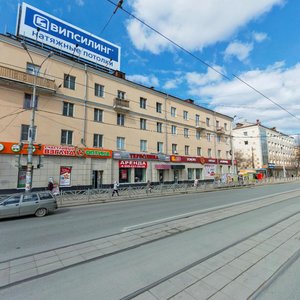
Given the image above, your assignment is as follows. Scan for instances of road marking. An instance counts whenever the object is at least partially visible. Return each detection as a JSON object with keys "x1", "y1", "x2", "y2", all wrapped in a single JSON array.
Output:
[{"x1": 121, "y1": 188, "x2": 300, "y2": 232}]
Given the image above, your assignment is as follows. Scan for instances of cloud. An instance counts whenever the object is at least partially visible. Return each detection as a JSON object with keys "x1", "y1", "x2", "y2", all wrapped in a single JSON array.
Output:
[
  {"x1": 224, "y1": 41, "x2": 254, "y2": 62},
  {"x1": 163, "y1": 77, "x2": 184, "y2": 90},
  {"x1": 126, "y1": 0, "x2": 284, "y2": 53},
  {"x1": 127, "y1": 74, "x2": 159, "y2": 87},
  {"x1": 185, "y1": 62, "x2": 300, "y2": 133},
  {"x1": 186, "y1": 66, "x2": 225, "y2": 86},
  {"x1": 253, "y1": 32, "x2": 268, "y2": 42}
]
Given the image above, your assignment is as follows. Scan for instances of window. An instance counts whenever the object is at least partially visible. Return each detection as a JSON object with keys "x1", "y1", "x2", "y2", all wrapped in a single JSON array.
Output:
[
  {"x1": 217, "y1": 135, "x2": 221, "y2": 143},
  {"x1": 243, "y1": 132, "x2": 248, "y2": 136},
  {"x1": 117, "y1": 113, "x2": 125, "y2": 126},
  {"x1": 157, "y1": 122, "x2": 163, "y2": 133},
  {"x1": 94, "y1": 109, "x2": 103, "y2": 122},
  {"x1": 140, "y1": 118, "x2": 147, "y2": 130},
  {"x1": 224, "y1": 123, "x2": 228, "y2": 131},
  {"x1": 95, "y1": 83, "x2": 104, "y2": 97},
  {"x1": 117, "y1": 90, "x2": 125, "y2": 100},
  {"x1": 184, "y1": 128, "x2": 189, "y2": 138},
  {"x1": 61, "y1": 130, "x2": 73, "y2": 145},
  {"x1": 21, "y1": 124, "x2": 36, "y2": 141},
  {"x1": 188, "y1": 168, "x2": 194, "y2": 180},
  {"x1": 183, "y1": 111, "x2": 189, "y2": 120},
  {"x1": 140, "y1": 97, "x2": 147, "y2": 109},
  {"x1": 171, "y1": 107, "x2": 176, "y2": 117},
  {"x1": 157, "y1": 142, "x2": 163, "y2": 153},
  {"x1": 63, "y1": 102, "x2": 74, "y2": 117},
  {"x1": 206, "y1": 117, "x2": 210, "y2": 127},
  {"x1": 216, "y1": 120, "x2": 219, "y2": 128},
  {"x1": 23, "y1": 93, "x2": 38, "y2": 109},
  {"x1": 172, "y1": 144, "x2": 178, "y2": 154},
  {"x1": 23, "y1": 194, "x2": 38, "y2": 202},
  {"x1": 93, "y1": 134, "x2": 103, "y2": 147},
  {"x1": 156, "y1": 102, "x2": 162, "y2": 113},
  {"x1": 196, "y1": 130, "x2": 201, "y2": 140},
  {"x1": 218, "y1": 150, "x2": 221, "y2": 158},
  {"x1": 117, "y1": 137, "x2": 125, "y2": 150},
  {"x1": 26, "y1": 63, "x2": 40, "y2": 75},
  {"x1": 244, "y1": 141, "x2": 249, "y2": 145},
  {"x1": 64, "y1": 74, "x2": 76, "y2": 90},
  {"x1": 208, "y1": 148, "x2": 212, "y2": 157},
  {"x1": 171, "y1": 125, "x2": 177, "y2": 135},
  {"x1": 197, "y1": 147, "x2": 202, "y2": 156},
  {"x1": 195, "y1": 114, "x2": 200, "y2": 126},
  {"x1": 207, "y1": 133, "x2": 211, "y2": 142},
  {"x1": 185, "y1": 145, "x2": 190, "y2": 155},
  {"x1": 140, "y1": 140, "x2": 147, "y2": 152},
  {"x1": 225, "y1": 137, "x2": 229, "y2": 144},
  {"x1": 226, "y1": 151, "x2": 229, "y2": 159}
]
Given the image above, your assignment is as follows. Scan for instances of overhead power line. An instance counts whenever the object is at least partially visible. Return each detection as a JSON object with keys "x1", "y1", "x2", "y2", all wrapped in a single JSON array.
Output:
[{"x1": 105, "y1": 0, "x2": 300, "y2": 124}]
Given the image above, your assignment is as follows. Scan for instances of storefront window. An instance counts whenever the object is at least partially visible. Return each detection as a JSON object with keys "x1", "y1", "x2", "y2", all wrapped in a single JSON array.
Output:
[
  {"x1": 196, "y1": 168, "x2": 202, "y2": 179},
  {"x1": 119, "y1": 168, "x2": 131, "y2": 183},
  {"x1": 188, "y1": 168, "x2": 194, "y2": 180},
  {"x1": 134, "y1": 168, "x2": 146, "y2": 182}
]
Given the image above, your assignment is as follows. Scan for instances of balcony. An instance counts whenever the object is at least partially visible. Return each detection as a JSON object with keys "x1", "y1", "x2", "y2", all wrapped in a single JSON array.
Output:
[
  {"x1": 0, "y1": 65, "x2": 56, "y2": 93},
  {"x1": 195, "y1": 121, "x2": 206, "y2": 130},
  {"x1": 216, "y1": 127, "x2": 225, "y2": 134},
  {"x1": 113, "y1": 98, "x2": 130, "y2": 112}
]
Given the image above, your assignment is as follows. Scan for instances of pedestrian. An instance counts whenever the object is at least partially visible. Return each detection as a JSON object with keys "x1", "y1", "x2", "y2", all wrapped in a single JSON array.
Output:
[
  {"x1": 52, "y1": 182, "x2": 60, "y2": 195},
  {"x1": 146, "y1": 180, "x2": 153, "y2": 193},
  {"x1": 47, "y1": 178, "x2": 54, "y2": 191},
  {"x1": 194, "y1": 178, "x2": 199, "y2": 187},
  {"x1": 112, "y1": 180, "x2": 119, "y2": 196}
]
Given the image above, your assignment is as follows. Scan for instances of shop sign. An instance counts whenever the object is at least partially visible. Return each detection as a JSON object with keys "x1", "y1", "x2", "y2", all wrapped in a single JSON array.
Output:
[
  {"x1": 155, "y1": 164, "x2": 171, "y2": 170},
  {"x1": 59, "y1": 166, "x2": 72, "y2": 186},
  {"x1": 0, "y1": 142, "x2": 43, "y2": 155},
  {"x1": 218, "y1": 159, "x2": 231, "y2": 165},
  {"x1": 114, "y1": 151, "x2": 169, "y2": 161},
  {"x1": 119, "y1": 160, "x2": 148, "y2": 168},
  {"x1": 43, "y1": 145, "x2": 112, "y2": 158}
]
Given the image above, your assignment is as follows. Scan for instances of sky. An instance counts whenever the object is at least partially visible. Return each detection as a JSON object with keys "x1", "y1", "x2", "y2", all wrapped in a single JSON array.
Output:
[{"x1": 1, "y1": 0, "x2": 300, "y2": 135}]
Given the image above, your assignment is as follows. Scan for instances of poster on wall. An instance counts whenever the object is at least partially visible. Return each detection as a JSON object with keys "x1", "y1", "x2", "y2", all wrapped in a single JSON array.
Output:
[
  {"x1": 59, "y1": 166, "x2": 72, "y2": 186},
  {"x1": 204, "y1": 164, "x2": 216, "y2": 178}
]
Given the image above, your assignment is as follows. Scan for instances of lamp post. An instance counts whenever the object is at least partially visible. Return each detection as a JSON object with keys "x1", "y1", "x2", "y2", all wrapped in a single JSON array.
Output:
[{"x1": 20, "y1": 41, "x2": 53, "y2": 192}]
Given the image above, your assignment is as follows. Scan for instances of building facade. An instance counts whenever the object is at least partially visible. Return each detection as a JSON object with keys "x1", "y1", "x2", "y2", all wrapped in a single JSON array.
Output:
[
  {"x1": 0, "y1": 35, "x2": 234, "y2": 191},
  {"x1": 233, "y1": 121, "x2": 296, "y2": 177}
]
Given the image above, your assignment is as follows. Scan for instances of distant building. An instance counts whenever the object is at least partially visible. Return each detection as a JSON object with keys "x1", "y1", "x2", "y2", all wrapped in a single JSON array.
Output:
[{"x1": 233, "y1": 120, "x2": 296, "y2": 177}]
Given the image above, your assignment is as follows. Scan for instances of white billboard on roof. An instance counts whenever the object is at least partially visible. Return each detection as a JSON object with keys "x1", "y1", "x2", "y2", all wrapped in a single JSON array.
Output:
[{"x1": 17, "y1": 2, "x2": 121, "y2": 70}]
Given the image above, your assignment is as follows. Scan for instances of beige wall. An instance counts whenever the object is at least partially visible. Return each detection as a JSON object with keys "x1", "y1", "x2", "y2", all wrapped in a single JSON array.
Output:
[{"x1": 0, "y1": 36, "x2": 233, "y2": 189}]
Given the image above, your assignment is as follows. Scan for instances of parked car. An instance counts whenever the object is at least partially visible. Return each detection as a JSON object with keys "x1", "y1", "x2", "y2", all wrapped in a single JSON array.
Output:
[{"x1": 0, "y1": 191, "x2": 58, "y2": 219}]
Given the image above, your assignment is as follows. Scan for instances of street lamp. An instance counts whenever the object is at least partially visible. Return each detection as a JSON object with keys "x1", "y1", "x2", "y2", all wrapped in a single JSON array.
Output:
[{"x1": 20, "y1": 41, "x2": 53, "y2": 192}]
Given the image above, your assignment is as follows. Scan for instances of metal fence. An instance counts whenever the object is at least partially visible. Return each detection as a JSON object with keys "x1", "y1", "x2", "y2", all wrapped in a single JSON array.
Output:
[{"x1": 56, "y1": 176, "x2": 300, "y2": 207}]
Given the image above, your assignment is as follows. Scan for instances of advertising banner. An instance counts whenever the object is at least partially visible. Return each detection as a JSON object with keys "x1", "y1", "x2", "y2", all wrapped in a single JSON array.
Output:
[
  {"x1": 17, "y1": 3, "x2": 121, "y2": 70},
  {"x1": 59, "y1": 166, "x2": 72, "y2": 186},
  {"x1": 204, "y1": 164, "x2": 216, "y2": 178},
  {"x1": 119, "y1": 160, "x2": 148, "y2": 168}
]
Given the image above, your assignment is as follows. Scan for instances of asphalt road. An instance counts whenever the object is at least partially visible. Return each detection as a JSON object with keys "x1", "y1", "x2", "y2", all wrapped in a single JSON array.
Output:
[
  {"x1": 1, "y1": 182, "x2": 300, "y2": 261},
  {"x1": 1, "y1": 191, "x2": 300, "y2": 300}
]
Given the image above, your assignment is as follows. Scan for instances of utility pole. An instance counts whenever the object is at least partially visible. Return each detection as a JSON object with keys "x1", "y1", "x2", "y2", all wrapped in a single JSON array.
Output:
[{"x1": 21, "y1": 41, "x2": 53, "y2": 192}]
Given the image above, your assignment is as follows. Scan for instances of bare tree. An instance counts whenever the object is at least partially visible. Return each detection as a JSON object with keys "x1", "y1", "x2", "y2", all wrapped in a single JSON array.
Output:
[{"x1": 234, "y1": 150, "x2": 253, "y2": 170}]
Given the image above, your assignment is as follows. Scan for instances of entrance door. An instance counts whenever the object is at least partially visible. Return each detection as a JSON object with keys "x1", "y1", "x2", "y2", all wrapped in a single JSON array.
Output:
[
  {"x1": 174, "y1": 170, "x2": 179, "y2": 183},
  {"x1": 92, "y1": 171, "x2": 103, "y2": 189},
  {"x1": 159, "y1": 170, "x2": 164, "y2": 183}
]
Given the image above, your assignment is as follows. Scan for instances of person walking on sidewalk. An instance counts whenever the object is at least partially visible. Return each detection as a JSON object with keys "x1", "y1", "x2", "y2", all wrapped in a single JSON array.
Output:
[{"x1": 112, "y1": 180, "x2": 119, "y2": 196}]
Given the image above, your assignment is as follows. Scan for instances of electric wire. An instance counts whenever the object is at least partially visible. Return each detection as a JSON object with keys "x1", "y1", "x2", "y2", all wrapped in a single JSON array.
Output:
[{"x1": 105, "y1": 0, "x2": 300, "y2": 124}]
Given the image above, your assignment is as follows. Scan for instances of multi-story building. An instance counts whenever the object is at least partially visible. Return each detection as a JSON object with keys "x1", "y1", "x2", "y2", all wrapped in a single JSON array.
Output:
[
  {"x1": 0, "y1": 33, "x2": 234, "y2": 191},
  {"x1": 233, "y1": 121, "x2": 296, "y2": 177}
]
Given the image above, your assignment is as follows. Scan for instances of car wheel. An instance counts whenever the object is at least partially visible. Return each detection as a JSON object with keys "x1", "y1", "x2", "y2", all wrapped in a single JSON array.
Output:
[{"x1": 35, "y1": 208, "x2": 47, "y2": 217}]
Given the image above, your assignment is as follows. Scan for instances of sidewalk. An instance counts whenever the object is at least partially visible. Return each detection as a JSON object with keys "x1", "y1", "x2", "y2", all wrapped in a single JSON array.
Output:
[{"x1": 1, "y1": 189, "x2": 300, "y2": 293}]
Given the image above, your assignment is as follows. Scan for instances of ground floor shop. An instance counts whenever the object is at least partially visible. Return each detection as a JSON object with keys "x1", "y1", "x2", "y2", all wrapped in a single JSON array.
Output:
[{"x1": 0, "y1": 143, "x2": 235, "y2": 192}]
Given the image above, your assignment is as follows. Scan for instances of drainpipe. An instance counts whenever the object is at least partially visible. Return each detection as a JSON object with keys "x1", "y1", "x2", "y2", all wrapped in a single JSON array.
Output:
[
  {"x1": 164, "y1": 94, "x2": 168, "y2": 154},
  {"x1": 82, "y1": 64, "x2": 88, "y2": 146}
]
